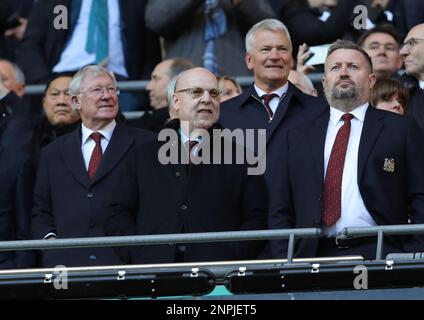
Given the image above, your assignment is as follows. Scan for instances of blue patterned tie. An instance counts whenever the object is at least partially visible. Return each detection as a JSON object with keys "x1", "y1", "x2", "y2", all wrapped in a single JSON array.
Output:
[
  {"x1": 203, "y1": 0, "x2": 227, "y2": 75},
  {"x1": 86, "y1": 0, "x2": 109, "y2": 65}
]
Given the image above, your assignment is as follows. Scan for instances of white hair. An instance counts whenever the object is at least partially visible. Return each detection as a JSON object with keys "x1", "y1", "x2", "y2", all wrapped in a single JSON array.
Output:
[
  {"x1": 245, "y1": 19, "x2": 292, "y2": 53},
  {"x1": 69, "y1": 65, "x2": 116, "y2": 96}
]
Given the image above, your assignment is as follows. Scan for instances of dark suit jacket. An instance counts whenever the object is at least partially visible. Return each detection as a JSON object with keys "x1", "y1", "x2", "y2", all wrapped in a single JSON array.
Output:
[
  {"x1": 31, "y1": 122, "x2": 156, "y2": 267},
  {"x1": 17, "y1": 0, "x2": 161, "y2": 83},
  {"x1": 0, "y1": 107, "x2": 36, "y2": 269},
  {"x1": 106, "y1": 120, "x2": 268, "y2": 264},
  {"x1": 269, "y1": 106, "x2": 424, "y2": 258}
]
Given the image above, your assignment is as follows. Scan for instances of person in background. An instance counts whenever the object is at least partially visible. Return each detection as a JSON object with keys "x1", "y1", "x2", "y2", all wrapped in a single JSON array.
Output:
[
  {"x1": 218, "y1": 75, "x2": 242, "y2": 102},
  {"x1": 371, "y1": 78, "x2": 409, "y2": 115},
  {"x1": 288, "y1": 70, "x2": 318, "y2": 97}
]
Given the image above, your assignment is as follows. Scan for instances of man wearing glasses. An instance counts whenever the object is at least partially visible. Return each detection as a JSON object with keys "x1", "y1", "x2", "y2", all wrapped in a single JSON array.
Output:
[
  {"x1": 400, "y1": 23, "x2": 424, "y2": 130},
  {"x1": 31, "y1": 65, "x2": 154, "y2": 268},
  {"x1": 105, "y1": 67, "x2": 268, "y2": 264}
]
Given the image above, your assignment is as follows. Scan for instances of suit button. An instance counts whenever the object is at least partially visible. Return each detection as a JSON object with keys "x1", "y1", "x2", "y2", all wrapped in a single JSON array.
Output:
[
  {"x1": 89, "y1": 255, "x2": 96, "y2": 260},
  {"x1": 175, "y1": 171, "x2": 181, "y2": 178},
  {"x1": 87, "y1": 193, "x2": 94, "y2": 198},
  {"x1": 180, "y1": 204, "x2": 188, "y2": 211}
]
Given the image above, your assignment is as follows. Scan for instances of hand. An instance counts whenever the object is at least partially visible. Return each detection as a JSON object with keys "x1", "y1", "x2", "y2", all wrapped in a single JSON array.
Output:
[
  {"x1": 371, "y1": 0, "x2": 389, "y2": 8},
  {"x1": 296, "y1": 43, "x2": 316, "y2": 74},
  {"x1": 4, "y1": 17, "x2": 28, "y2": 41}
]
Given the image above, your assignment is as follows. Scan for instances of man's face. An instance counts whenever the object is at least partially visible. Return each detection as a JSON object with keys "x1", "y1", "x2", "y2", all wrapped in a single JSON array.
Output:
[
  {"x1": 245, "y1": 29, "x2": 292, "y2": 92},
  {"x1": 362, "y1": 32, "x2": 402, "y2": 79},
  {"x1": 323, "y1": 49, "x2": 376, "y2": 111},
  {"x1": 400, "y1": 24, "x2": 424, "y2": 81},
  {"x1": 0, "y1": 61, "x2": 24, "y2": 97},
  {"x1": 173, "y1": 68, "x2": 220, "y2": 132},
  {"x1": 146, "y1": 60, "x2": 173, "y2": 110},
  {"x1": 72, "y1": 73, "x2": 119, "y2": 129},
  {"x1": 43, "y1": 76, "x2": 80, "y2": 126}
]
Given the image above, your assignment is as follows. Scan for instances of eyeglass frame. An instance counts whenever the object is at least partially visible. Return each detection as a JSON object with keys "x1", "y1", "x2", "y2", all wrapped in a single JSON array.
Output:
[
  {"x1": 400, "y1": 38, "x2": 424, "y2": 51},
  {"x1": 77, "y1": 86, "x2": 120, "y2": 97},
  {"x1": 175, "y1": 87, "x2": 220, "y2": 99}
]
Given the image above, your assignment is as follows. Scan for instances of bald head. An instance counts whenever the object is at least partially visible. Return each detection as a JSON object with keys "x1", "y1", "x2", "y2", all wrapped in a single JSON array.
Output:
[
  {"x1": 288, "y1": 70, "x2": 317, "y2": 97},
  {"x1": 400, "y1": 23, "x2": 424, "y2": 81},
  {"x1": 173, "y1": 67, "x2": 220, "y2": 134}
]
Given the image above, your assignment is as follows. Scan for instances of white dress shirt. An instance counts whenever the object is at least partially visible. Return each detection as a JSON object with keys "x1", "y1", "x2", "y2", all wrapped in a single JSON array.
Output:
[
  {"x1": 254, "y1": 83, "x2": 288, "y2": 115},
  {"x1": 322, "y1": 103, "x2": 377, "y2": 237},
  {"x1": 53, "y1": 0, "x2": 128, "y2": 77},
  {"x1": 81, "y1": 120, "x2": 116, "y2": 170}
]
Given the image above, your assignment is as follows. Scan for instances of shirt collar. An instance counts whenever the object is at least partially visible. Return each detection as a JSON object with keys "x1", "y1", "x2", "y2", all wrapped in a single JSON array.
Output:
[
  {"x1": 329, "y1": 102, "x2": 369, "y2": 126},
  {"x1": 419, "y1": 81, "x2": 424, "y2": 90},
  {"x1": 81, "y1": 120, "x2": 116, "y2": 145},
  {"x1": 179, "y1": 128, "x2": 203, "y2": 145},
  {"x1": 254, "y1": 83, "x2": 288, "y2": 99}
]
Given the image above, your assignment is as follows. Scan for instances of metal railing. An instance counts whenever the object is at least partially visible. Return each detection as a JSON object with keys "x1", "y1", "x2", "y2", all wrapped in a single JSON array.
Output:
[
  {"x1": 24, "y1": 74, "x2": 325, "y2": 96},
  {"x1": 0, "y1": 224, "x2": 423, "y2": 264}
]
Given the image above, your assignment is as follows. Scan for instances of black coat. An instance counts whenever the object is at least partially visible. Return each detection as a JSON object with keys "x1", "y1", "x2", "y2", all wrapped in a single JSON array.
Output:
[
  {"x1": 269, "y1": 107, "x2": 424, "y2": 258},
  {"x1": 31, "y1": 122, "x2": 156, "y2": 267},
  {"x1": 106, "y1": 120, "x2": 268, "y2": 264},
  {"x1": 0, "y1": 104, "x2": 36, "y2": 269},
  {"x1": 17, "y1": 0, "x2": 161, "y2": 83}
]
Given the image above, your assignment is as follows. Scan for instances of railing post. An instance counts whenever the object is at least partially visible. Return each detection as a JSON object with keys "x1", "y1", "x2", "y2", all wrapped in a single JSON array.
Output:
[
  {"x1": 376, "y1": 230, "x2": 384, "y2": 260},
  {"x1": 286, "y1": 233, "x2": 295, "y2": 264}
]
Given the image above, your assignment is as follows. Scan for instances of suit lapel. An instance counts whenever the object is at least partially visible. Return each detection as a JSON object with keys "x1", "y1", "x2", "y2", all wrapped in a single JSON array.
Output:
[
  {"x1": 90, "y1": 123, "x2": 134, "y2": 184},
  {"x1": 312, "y1": 111, "x2": 330, "y2": 183},
  {"x1": 60, "y1": 126, "x2": 90, "y2": 188},
  {"x1": 358, "y1": 107, "x2": 383, "y2": 182}
]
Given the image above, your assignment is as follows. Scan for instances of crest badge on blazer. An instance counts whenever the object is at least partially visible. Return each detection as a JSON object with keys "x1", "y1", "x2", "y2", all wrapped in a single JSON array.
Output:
[{"x1": 383, "y1": 158, "x2": 395, "y2": 172}]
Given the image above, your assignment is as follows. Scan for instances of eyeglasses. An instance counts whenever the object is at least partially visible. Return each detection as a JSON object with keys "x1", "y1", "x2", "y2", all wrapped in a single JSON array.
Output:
[
  {"x1": 79, "y1": 86, "x2": 120, "y2": 97},
  {"x1": 175, "y1": 87, "x2": 220, "y2": 99},
  {"x1": 400, "y1": 38, "x2": 424, "y2": 50}
]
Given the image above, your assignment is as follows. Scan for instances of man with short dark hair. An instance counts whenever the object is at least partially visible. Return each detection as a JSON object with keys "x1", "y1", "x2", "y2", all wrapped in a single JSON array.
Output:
[
  {"x1": 31, "y1": 66, "x2": 154, "y2": 267},
  {"x1": 358, "y1": 25, "x2": 403, "y2": 80},
  {"x1": 269, "y1": 39, "x2": 424, "y2": 259},
  {"x1": 128, "y1": 59, "x2": 194, "y2": 132}
]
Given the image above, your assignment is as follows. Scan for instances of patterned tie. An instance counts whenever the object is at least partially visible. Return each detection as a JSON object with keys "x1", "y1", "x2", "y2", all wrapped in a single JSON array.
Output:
[
  {"x1": 203, "y1": 0, "x2": 227, "y2": 75},
  {"x1": 186, "y1": 140, "x2": 199, "y2": 164},
  {"x1": 322, "y1": 113, "x2": 354, "y2": 226},
  {"x1": 86, "y1": 0, "x2": 109, "y2": 65},
  {"x1": 88, "y1": 132, "x2": 103, "y2": 179},
  {"x1": 261, "y1": 94, "x2": 278, "y2": 121}
]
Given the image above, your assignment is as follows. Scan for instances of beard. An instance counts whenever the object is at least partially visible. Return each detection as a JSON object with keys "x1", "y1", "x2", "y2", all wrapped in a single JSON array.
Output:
[{"x1": 325, "y1": 84, "x2": 363, "y2": 112}]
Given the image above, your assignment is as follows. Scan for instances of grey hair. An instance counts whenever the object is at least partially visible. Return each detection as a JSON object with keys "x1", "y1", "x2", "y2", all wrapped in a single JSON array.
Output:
[
  {"x1": 0, "y1": 59, "x2": 25, "y2": 84},
  {"x1": 167, "y1": 58, "x2": 194, "y2": 80},
  {"x1": 245, "y1": 18, "x2": 292, "y2": 53},
  {"x1": 12, "y1": 63, "x2": 25, "y2": 84},
  {"x1": 69, "y1": 65, "x2": 117, "y2": 96}
]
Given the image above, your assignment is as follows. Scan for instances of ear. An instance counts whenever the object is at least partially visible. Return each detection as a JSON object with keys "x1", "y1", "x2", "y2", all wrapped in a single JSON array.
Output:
[
  {"x1": 172, "y1": 93, "x2": 180, "y2": 113},
  {"x1": 71, "y1": 95, "x2": 81, "y2": 110},
  {"x1": 245, "y1": 52, "x2": 254, "y2": 71},
  {"x1": 369, "y1": 73, "x2": 377, "y2": 89}
]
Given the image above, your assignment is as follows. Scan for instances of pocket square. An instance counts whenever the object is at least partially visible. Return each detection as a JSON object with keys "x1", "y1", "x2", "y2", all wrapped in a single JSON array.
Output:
[{"x1": 383, "y1": 158, "x2": 395, "y2": 172}]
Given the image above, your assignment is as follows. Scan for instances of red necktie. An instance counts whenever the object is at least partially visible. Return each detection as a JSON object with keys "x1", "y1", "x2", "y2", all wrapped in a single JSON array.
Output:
[
  {"x1": 261, "y1": 94, "x2": 277, "y2": 120},
  {"x1": 88, "y1": 132, "x2": 103, "y2": 179},
  {"x1": 322, "y1": 113, "x2": 353, "y2": 226},
  {"x1": 186, "y1": 140, "x2": 199, "y2": 164}
]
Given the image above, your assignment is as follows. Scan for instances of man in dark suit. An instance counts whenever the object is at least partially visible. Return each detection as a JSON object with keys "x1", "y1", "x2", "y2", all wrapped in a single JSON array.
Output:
[
  {"x1": 18, "y1": 0, "x2": 160, "y2": 84},
  {"x1": 219, "y1": 19, "x2": 327, "y2": 257},
  {"x1": 31, "y1": 66, "x2": 155, "y2": 268},
  {"x1": 399, "y1": 23, "x2": 424, "y2": 131},
  {"x1": 270, "y1": 39, "x2": 424, "y2": 260},
  {"x1": 106, "y1": 67, "x2": 268, "y2": 264},
  {"x1": 0, "y1": 76, "x2": 35, "y2": 269}
]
